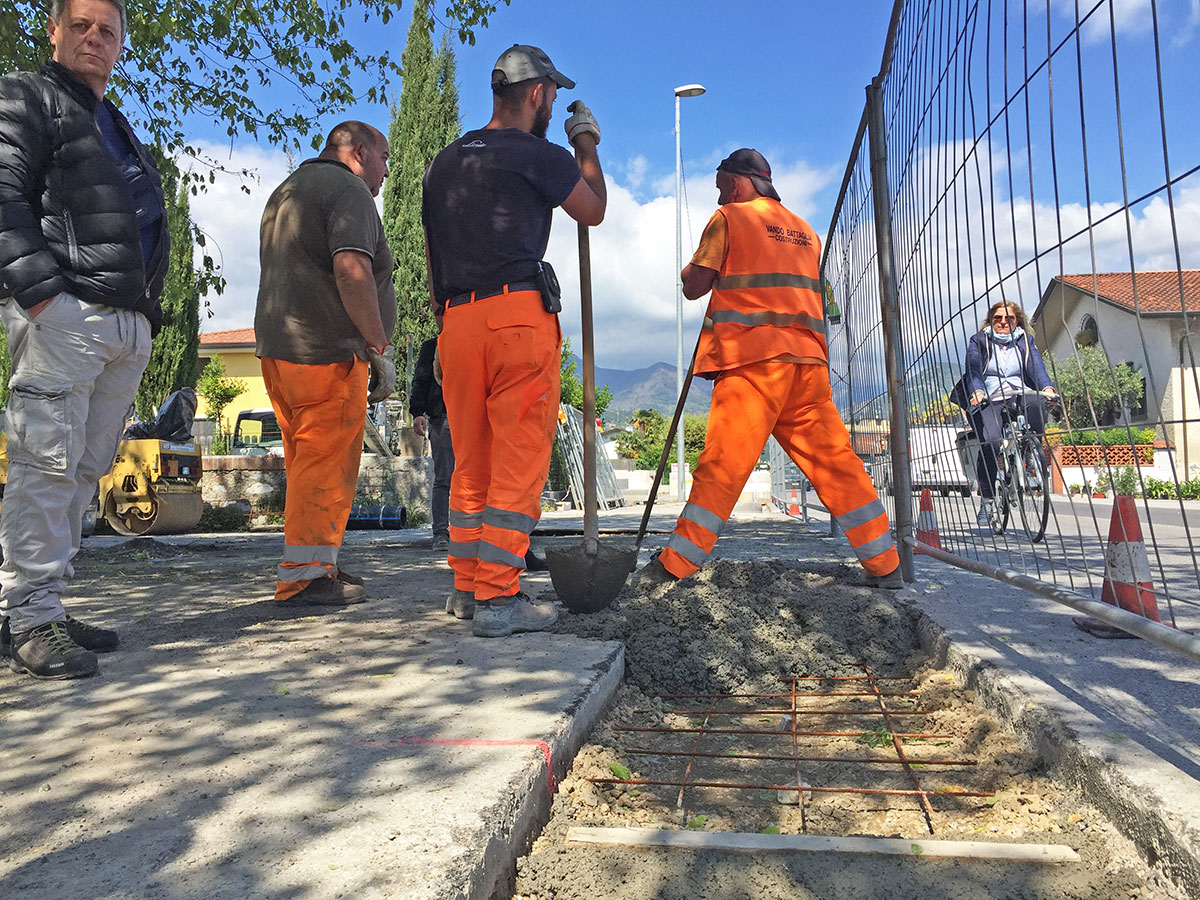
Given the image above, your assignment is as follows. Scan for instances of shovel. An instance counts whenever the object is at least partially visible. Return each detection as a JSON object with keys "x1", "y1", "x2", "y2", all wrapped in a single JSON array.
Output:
[{"x1": 546, "y1": 224, "x2": 638, "y2": 613}]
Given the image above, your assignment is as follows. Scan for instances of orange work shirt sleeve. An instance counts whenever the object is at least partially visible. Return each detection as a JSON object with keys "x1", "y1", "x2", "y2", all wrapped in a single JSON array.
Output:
[{"x1": 690, "y1": 210, "x2": 728, "y2": 272}]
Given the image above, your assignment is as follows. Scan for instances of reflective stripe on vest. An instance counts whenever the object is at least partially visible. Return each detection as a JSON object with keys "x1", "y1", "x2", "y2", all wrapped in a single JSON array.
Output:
[
  {"x1": 703, "y1": 310, "x2": 827, "y2": 333},
  {"x1": 712, "y1": 273, "x2": 823, "y2": 292}
]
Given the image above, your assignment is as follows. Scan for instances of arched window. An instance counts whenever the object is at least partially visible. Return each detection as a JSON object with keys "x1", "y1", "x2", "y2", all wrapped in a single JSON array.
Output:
[{"x1": 1075, "y1": 315, "x2": 1099, "y2": 348}]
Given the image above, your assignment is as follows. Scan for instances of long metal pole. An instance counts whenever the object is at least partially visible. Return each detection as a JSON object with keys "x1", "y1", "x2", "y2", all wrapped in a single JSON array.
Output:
[
  {"x1": 866, "y1": 77, "x2": 914, "y2": 581},
  {"x1": 674, "y1": 94, "x2": 686, "y2": 501}
]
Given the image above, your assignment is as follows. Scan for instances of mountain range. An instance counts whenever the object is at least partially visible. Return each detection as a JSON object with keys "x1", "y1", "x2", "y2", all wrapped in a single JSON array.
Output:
[{"x1": 573, "y1": 357, "x2": 713, "y2": 421}]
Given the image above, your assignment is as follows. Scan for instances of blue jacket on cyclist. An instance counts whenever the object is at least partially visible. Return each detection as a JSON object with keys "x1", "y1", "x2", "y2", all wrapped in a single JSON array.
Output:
[{"x1": 962, "y1": 301, "x2": 1057, "y2": 509}]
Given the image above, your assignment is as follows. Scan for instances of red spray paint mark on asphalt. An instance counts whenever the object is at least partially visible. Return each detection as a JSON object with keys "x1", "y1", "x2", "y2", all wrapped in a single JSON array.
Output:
[{"x1": 355, "y1": 737, "x2": 556, "y2": 794}]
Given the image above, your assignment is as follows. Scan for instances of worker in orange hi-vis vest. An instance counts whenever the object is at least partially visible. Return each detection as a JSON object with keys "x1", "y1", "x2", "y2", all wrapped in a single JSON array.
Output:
[{"x1": 632, "y1": 149, "x2": 902, "y2": 590}]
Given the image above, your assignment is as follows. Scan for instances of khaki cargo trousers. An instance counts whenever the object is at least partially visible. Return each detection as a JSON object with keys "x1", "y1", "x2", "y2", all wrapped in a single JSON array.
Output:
[{"x1": 0, "y1": 294, "x2": 150, "y2": 633}]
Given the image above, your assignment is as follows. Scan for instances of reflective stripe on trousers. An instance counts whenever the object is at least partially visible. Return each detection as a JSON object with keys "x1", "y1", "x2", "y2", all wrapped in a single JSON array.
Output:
[{"x1": 659, "y1": 360, "x2": 898, "y2": 579}]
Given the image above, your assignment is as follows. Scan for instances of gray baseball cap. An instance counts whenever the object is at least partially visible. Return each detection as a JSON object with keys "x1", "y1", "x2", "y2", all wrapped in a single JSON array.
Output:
[{"x1": 491, "y1": 44, "x2": 575, "y2": 90}]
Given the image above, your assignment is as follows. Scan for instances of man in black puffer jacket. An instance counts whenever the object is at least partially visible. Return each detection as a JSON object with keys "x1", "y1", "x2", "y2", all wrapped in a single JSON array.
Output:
[{"x1": 0, "y1": 0, "x2": 169, "y2": 680}]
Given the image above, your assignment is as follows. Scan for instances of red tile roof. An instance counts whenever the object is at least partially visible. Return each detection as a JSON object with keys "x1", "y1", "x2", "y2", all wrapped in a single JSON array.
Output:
[
  {"x1": 1055, "y1": 270, "x2": 1200, "y2": 314},
  {"x1": 199, "y1": 327, "x2": 256, "y2": 347}
]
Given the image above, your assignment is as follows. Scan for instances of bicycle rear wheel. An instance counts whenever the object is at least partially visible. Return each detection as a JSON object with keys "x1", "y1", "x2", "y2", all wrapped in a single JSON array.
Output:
[
  {"x1": 1016, "y1": 435, "x2": 1050, "y2": 542},
  {"x1": 988, "y1": 474, "x2": 1009, "y2": 535}
]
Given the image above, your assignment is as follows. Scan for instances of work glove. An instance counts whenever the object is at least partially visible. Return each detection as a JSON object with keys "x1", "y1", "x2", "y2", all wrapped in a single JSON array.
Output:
[
  {"x1": 433, "y1": 345, "x2": 443, "y2": 385},
  {"x1": 564, "y1": 100, "x2": 601, "y2": 146},
  {"x1": 366, "y1": 344, "x2": 397, "y2": 403}
]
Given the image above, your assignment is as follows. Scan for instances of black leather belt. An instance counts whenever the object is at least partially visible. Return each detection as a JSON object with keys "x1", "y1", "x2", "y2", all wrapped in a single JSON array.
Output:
[{"x1": 445, "y1": 281, "x2": 540, "y2": 309}]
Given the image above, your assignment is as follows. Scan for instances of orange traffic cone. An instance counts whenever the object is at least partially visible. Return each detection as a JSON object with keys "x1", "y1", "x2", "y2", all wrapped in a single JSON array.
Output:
[
  {"x1": 1100, "y1": 495, "x2": 1162, "y2": 622},
  {"x1": 787, "y1": 489, "x2": 801, "y2": 515},
  {"x1": 914, "y1": 488, "x2": 941, "y2": 552}
]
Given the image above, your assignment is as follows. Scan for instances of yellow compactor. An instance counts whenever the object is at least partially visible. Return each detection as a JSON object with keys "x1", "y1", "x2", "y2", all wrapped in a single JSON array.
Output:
[{"x1": 98, "y1": 438, "x2": 203, "y2": 535}]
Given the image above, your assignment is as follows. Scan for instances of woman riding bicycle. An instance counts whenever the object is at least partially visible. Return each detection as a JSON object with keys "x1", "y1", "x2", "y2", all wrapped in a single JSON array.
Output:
[{"x1": 963, "y1": 301, "x2": 1058, "y2": 525}]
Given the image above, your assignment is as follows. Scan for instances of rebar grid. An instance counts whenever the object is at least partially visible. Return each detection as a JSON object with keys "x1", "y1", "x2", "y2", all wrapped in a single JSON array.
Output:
[{"x1": 594, "y1": 670, "x2": 992, "y2": 835}]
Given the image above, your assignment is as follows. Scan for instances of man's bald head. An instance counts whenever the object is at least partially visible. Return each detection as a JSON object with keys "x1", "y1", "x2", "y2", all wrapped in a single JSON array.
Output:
[{"x1": 320, "y1": 121, "x2": 390, "y2": 196}]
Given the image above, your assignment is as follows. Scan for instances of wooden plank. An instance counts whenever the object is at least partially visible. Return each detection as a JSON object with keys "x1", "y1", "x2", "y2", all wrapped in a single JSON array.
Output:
[{"x1": 565, "y1": 827, "x2": 1079, "y2": 864}]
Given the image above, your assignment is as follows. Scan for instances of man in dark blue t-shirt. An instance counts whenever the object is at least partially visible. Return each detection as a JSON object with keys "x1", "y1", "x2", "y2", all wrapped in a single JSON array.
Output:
[{"x1": 422, "y1": 44, "x2": 605, "y2": 638}]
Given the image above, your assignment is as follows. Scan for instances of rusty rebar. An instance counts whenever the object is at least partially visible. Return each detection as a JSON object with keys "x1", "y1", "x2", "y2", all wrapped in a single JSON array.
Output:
[
  {"x1": 614, "y1": 725, "x2": 953, "y2": 739},
  {"x1": 619, "y1": 747, "x2": 976, "y2": 766},
  {"x1": 864, "y1": 665, "x2": 936, "y2": 833}
]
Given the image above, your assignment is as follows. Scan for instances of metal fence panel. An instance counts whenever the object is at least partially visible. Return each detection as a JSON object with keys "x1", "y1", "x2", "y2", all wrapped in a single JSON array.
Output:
[{"x1": 821, "y1": 0, "x2": 1200, "y2": 640}]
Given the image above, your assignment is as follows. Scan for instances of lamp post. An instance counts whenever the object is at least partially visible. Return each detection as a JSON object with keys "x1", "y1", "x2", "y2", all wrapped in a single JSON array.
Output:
[{"x1": 674, "y1": 82, "x2": 705, "y2": 501}]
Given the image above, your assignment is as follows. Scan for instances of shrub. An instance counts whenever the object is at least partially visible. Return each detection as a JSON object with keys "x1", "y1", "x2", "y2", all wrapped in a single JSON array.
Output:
[
  {"x1": 1181, "y1": 479, "x2": 1200, "y2": 501},
  {"x1": 1143, "y1": 477, "x2": 1176, "y2": 500}
]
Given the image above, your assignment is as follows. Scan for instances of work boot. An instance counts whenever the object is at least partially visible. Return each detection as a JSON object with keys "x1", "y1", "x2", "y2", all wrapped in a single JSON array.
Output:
[
  {"x1": 63, "y1": 614, "x2": 119, "y2": 653},
  {"x1": 524, "y1": 547, "x2": 549, "y2": 572},
  {"x1": 279, "y1": 576, "x2": 366, "y2": 607},
  {"x1": 976, "y1": 499, "x2": 993, "y2": 527},
  {"x1": 432, "y1": 535, "x2": 450, "y2": 551},
  {"x1": 9, "y1": 621, "x2": 99, "y2": 680},
  {"x1": 472, "y1": 592, "x2": 559, "y2": 638},
  {"x1": 630, "y1": 554, "x2": 677, "y2": 590},
  {"x1": 864, "y1": 566, "x2": 904, "y2": 589},
  {"x1": 336, "y1": 568, "x2": 365, "y2": 587},
  {"x1": 445, "y1": 589, "x2": 476, "y2": 620}
]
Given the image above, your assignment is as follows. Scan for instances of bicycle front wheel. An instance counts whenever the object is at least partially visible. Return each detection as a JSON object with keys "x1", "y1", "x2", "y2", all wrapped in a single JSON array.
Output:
[
  {"x1": 1016, "y1": 435, "x2": 1050, "y2": 542},
  {"x1": 989, "y1": 474, "x2": 1009, "y2": 535}
]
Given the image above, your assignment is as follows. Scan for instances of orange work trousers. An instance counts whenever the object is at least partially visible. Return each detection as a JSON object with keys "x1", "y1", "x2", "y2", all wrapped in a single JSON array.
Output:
[
  {"x1": 438, "y1": 289, "x2": 560, "y2": 601},
  {"x1": 261, "y1": 356, "x2": 368, "y2": 601},
  {"x1": 660, "y1": 360, "x2": 898, "y2": 579}
]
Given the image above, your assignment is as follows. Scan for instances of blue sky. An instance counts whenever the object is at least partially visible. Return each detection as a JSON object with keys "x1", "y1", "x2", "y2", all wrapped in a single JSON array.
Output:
[{"x1": 186, "y1": 0, "x2": 1200, "y2": 370}]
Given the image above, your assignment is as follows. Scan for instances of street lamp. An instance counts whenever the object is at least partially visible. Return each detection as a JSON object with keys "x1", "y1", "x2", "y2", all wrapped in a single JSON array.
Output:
[{"x1": 674, "y1": 82, "x2": 705, "y2": 501}]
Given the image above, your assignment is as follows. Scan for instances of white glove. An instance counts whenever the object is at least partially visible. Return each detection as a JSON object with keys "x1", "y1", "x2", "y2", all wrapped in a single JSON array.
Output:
[
  {"x1": 564, "y1": 100, "x2": 601, "y2": 146},
  {"x1": 366, "y1": 344, "x2": 397, "y2": 403}
]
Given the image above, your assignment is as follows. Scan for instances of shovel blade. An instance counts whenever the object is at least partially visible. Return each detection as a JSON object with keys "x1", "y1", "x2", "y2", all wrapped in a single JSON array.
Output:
[{"x1": 546, "y1": 540, "x2": 638, "y2": 613}]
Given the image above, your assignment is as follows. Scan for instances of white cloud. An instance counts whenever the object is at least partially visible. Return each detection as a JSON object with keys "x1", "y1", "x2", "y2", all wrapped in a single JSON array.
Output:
[{"x1": 187, "y1": 142, "x2": 832, "y2": 370}]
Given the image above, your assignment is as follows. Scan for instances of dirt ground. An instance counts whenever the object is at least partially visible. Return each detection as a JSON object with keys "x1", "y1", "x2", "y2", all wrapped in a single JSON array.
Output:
[{"x1": 512, "y1": 556, "x2": 1188, "y2": 900}]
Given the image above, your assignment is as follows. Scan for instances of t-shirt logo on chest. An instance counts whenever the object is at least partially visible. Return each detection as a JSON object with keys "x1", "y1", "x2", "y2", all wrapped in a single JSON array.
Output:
[{"x1": 462, "y1": 139, "x2": 487, "y2": 148}]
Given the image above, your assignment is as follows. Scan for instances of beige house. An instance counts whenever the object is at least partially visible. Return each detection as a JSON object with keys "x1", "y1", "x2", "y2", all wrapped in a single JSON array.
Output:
[
  {"x1": 1030, "y1": 270, "x2": 1200, "y2": 477},
  {"x1": 197, "y1": 328, "x2": 271, "y2": 424}
]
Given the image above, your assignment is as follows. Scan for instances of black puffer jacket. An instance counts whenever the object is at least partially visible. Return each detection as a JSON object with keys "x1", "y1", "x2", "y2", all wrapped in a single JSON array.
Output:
[{"x1": 0, "y1": 61, "x2": 167, "y2": 331}]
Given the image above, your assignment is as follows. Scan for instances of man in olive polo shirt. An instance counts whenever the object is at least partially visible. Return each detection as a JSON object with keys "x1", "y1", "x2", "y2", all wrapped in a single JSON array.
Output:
[{"x1": 254, "y1": 120, "x2": 397, "y2": 606}]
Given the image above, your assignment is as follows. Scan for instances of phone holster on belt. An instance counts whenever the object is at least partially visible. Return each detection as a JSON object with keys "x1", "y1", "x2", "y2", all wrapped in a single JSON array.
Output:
[{"x1": 536, "y1": 261, "x2": 562, "y2": 314}]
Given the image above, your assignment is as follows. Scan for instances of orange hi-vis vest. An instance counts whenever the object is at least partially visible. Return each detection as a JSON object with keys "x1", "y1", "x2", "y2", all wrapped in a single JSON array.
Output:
[{"x1": 694, "y1": 196, "x2": 826, "y2": 377}]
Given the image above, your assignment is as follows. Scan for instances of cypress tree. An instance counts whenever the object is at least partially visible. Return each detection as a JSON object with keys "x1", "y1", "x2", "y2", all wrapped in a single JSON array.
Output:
[
  {"x1": 383, "y1": 2, "x2": 462, "y2": 357},
  {"x1": 136, "y1": 158, "x2": 201, "y2": 420}
]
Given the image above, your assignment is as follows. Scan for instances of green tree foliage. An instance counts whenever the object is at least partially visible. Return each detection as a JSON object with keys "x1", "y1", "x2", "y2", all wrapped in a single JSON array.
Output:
[
  {"x1": 1046, "y1": 345, "x2": 1145, "y2": 425},
  {"x1": 615, "y1": 407, "x2": 707, "y2": 474},
  {"x1": 195, "y1": 353, "x2": 246, "y2": 452},
  {"x1": 382, "y1": 2, "x2": 462, "y2": 351},
  {"x1": 135, "y1": 157, "x2": 201, "y2": 419},
  {"x1": 2, "y1": 1, "x2": 508, "y2": 163},
  {"x1": 559, "y1": 338, "x2": 612, "y2": 417}
]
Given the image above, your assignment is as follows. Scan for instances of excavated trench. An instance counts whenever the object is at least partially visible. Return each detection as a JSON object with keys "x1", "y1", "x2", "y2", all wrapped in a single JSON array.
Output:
[{"x1": 510, "y1": 557, "x2": 1187, "y2": 900}]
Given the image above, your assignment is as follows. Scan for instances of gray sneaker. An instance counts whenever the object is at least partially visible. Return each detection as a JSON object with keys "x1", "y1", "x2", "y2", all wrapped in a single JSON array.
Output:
[
  {"x1": 977, "y1": 500, "x2": 993, "y2": 527},
  {"x1": 472, "y1": 592, "x2": 559, "y2": 638},
  {"x1": 445, "y1": 589, "x2": 476, "y2": 620}
]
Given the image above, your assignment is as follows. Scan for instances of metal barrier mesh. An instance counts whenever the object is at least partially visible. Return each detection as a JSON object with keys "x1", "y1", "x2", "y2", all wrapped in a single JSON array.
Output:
[{"x1": 820, "y1": 0, "x2": 1200, "y2": 634}]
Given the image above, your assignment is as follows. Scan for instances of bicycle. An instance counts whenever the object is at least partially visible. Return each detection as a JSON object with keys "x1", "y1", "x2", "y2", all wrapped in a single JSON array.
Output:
[{"x1": 984, "y1": 392, "x2": 1056, "y2": 543}]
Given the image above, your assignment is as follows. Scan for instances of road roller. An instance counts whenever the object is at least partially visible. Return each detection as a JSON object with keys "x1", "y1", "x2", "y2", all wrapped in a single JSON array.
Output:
[{"x1": 98, "y1": 438, "x2": 204, "y2": 536}]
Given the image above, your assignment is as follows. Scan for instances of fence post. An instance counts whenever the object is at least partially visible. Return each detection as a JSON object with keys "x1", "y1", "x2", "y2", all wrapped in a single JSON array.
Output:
[{"x1": 866, "y1": 76, "x2": 914, "y2": 582}]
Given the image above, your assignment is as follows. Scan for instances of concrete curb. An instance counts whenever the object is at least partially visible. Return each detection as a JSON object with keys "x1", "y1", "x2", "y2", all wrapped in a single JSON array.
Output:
[
  {"x1": 915, "y1": 610, "x2": 1200, "y2": 897},
  {"x1": 465, "y1": 643, "x2": 625, "y2": 900}
]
